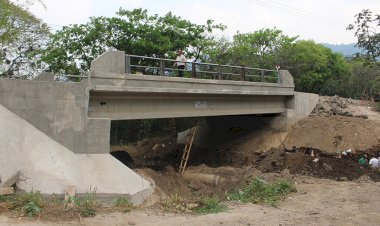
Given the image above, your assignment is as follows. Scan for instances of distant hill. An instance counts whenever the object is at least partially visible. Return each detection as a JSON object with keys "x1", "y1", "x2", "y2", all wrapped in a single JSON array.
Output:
[{"x1": 322, "y1": 43, "x2": 362, "y2": 56}]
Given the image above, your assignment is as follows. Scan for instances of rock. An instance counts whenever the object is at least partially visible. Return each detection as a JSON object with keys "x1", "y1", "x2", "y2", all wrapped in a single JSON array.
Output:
[
  {"x1": 339, "y1": 177, "x2": 348, "y2": 181},
  {"x1": 356, "y1": 175, "x2": 371, "y2": 182},
  {"x1": 281, "y1": 168, "x2": 290, "y2": 175}
]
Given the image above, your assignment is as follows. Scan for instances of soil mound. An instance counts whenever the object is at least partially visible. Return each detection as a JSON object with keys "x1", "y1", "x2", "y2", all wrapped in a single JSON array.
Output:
[
  {"x1": 283, "y1": 115, "x2": 380, "y2": 153},
  {"x1": 256, "y1": 146, "x2": 380, "y2": 181}
]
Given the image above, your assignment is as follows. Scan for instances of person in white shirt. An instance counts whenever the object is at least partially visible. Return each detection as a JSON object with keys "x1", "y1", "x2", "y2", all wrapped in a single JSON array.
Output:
[
  {"x1": 368, "y1": 157, "x2": 379, "y2": 168},
  {"x1": 173, "y1": 48, "x2": 187, "y2": 77}
]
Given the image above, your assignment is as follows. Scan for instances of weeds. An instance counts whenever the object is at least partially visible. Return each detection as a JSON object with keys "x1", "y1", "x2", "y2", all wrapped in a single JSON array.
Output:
[
  {"x1": 161, "y1": 194, "x2": 188, "y2": 212},
  {"x1": 0, "y1": 195, "x2": 7, "y2": 202},
  {"x1": 228, "y1": 177, "x2": 296, "y2": 206},
  {"x1": 194, "y1": 196, "x2": 227, "y2": 215},
  {"x1": 6, "y1": 190, "x2": 45, "y2": 217},
  {"x1": 23, "y1": 201, "x2": 41, "y2": 216},
  {"x1": 113, "y1": 197, "x2": 134, "y2": 212},
  {"x1": 75, "y1": 187, "x2": 97, "y2": 217}
]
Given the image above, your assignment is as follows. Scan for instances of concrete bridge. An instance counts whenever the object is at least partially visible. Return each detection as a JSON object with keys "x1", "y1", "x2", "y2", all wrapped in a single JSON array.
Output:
[{"x1": 0, "y1": 51, "x2": 319, "y2": 204}]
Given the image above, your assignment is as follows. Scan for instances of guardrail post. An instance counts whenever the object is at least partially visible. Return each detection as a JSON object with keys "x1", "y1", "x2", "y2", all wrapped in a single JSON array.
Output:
[
  {"x1": 218, "y1": 65, "x2": 222, "y2": 80},
  {"x1": 261, "y1": 70, "x2": 265, "y2": 82},
  {"x1": 125, "y1": 55, "x2": 131, "y2": 74},
  {"x1": 160, "y1": 59, "x2": 164, "y2": 76},
  {"x1": 192, "y1": 62, "x2": 196, "y2": 78},
  {"x1": 241, "y1": 67, "x2": 246, "y2": 81}
]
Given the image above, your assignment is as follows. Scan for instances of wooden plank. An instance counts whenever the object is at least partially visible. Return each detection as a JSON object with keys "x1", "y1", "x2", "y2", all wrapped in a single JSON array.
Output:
[{"x1": 0, "y1": 187, "x2": 14, "y2": 195}]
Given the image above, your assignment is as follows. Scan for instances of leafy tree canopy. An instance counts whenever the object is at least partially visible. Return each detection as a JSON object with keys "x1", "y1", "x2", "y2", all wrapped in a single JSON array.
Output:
[
  {"x1": 281, "y1": 40, "x2": 351, "y2": 94},
  {"x1": 42, "y1": 8, "x2": 225, "y2": 74},
  {"x1": 347, "y1": 9, "x2": 380, "y2": 63},
  {"x1": 229, "y1": 28, "x2": 297, "y2": 69},
  {"x1": 0, "y1": 0, "x2": 49, "y2": 78}
]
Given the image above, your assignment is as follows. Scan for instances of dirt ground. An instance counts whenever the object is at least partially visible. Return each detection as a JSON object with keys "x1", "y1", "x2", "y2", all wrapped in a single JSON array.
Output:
[
  {"x1": 1, "y1": 176, "x2": 380, "y2": 226},
  {"x1": 1, "y1": 96, "x2": 380, "y2": 225}
]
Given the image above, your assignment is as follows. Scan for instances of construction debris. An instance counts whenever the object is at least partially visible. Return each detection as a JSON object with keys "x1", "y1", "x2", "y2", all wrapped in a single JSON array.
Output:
[
  {"x1": 0, "y1": 187, "x2": 14, "y2": 195},
  {"x1": 311, "y1": 95, "x2": 353, "y2": 116},
  {"x1": 0, "y1": 171, "x2": 20, "y2": 188}
]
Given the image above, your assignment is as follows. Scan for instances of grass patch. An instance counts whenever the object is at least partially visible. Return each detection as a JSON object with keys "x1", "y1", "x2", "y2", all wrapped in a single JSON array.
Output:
[
  {"x1": 228, "y1": 177, "x2": 296, "y2": 207},
  {"x1": 194, "y1": 196, "x2": 227, "y2": 215},
  {"x1": 113, "y1": 197, "x2": 134, "y2": 212}
]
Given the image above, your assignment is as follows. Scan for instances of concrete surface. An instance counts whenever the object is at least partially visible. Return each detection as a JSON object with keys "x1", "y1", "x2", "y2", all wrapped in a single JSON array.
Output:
[
  {"x1": 287, "y1": 91, "x2": 319, "y2": 124},
  {"x1": 0, "y1": 104, "x2": 153, "y2": 204},
  {"x1": 0, "y1": 77, "x2": 110, "y2": 154}
]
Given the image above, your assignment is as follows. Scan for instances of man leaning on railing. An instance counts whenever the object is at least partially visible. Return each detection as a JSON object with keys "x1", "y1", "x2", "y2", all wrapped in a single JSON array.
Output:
[{"x1": 173, "y1": 48, "x2": 187, "y2": 77}]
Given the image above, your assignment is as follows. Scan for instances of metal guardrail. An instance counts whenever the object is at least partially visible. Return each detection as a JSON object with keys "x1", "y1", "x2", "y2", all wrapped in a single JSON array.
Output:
[
  {"x1": 53, "y1": 74, "x2": 88, "y2": 82},
  {"x1": 125, "y1": 54, "x2": 279, "y2": 83}
]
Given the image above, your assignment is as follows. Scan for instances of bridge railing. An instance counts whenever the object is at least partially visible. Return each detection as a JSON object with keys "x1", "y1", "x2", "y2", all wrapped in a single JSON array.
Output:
[{"x1": 125, "y1": 54, "x2": 279, "y2": 83}]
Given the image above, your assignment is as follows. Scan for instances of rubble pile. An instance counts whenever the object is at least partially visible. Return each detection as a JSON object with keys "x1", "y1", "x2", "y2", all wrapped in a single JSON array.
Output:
[{"x1": 311, "y1": 95, "x2": 368, "y2": 118}]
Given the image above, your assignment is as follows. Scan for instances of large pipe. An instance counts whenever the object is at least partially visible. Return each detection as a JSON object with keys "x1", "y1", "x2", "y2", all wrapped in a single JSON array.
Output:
[{"x1": 182, "y1": 172, "x2": 225, "y2": 186}]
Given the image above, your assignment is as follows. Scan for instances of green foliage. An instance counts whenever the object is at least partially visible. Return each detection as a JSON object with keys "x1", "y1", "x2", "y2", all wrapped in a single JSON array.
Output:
[
  {"x1": 204, "y1": 28, "x2": 297, "y2": 69},
  {"x1": 282, "y1": 40, "x2": 351, "y2": 94},
  {"x1": 23, "y1": 201, "x2": 41, "y2": 216},
  {"x1": 113, "y1": 197, "x2": 134, "y2": 212},
  {"x1": 347, "y1": 9, "x2": 380, "y2": 63},
  {"x1": 0, "y1": 195, "x2": 7, "y2": 202},
  {"x1": 0, "y1": 0, "x2": 50, "y2": 78},
  {"x1": 9, "y1": 191, "x2": 44, "y2": 217},
  {"x1": 13, "y1": 191, "x2": 44, "y2": 208},
  {"x1": 194, "y1": 196, "x2": 227, "y2": 215},
  {"x1": 42, "y1": 8, "x2": 225, "y2": 74},
  {"x1": 75, "y1": 188, "x2": 97, "y2": 217},
  {"x1": 228, "y1": 177, "x2": 296, "y2": 207}
]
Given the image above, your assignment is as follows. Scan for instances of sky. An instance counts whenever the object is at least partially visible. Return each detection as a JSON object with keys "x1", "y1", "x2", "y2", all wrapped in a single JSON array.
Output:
[{"x1": 29, "y1": 0, "x2": 380, "y2": 44}]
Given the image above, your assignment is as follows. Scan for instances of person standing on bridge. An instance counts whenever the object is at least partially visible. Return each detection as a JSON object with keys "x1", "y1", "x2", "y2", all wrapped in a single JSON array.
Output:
[{"x1": 173, "y1": 48, "x2": 187, "y2": 77}]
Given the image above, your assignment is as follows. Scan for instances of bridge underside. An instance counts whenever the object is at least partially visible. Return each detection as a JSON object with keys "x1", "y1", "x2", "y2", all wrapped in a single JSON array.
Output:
[{"x1": 88, "y1": 91, "x2": 287, "y2": 120}]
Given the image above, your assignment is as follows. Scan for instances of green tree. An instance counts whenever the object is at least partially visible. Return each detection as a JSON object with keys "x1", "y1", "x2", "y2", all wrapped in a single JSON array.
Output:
[
  {"x1": 280, "y1": 40, "x2": 351, "y2": 94},
  {"x1": 345, "y1": 56, "x2": 380, "y2": 98},
  {"x1": 42, "y1": 8, "x2": 225, "y2": 74},
  {"x1": 347, "y1": 9, "x2": 380, "y2": 63},
  {"x1": 0, "y1": 0, "x2": 49, "y2": 78},
  {"x1": 228, "y1": 28, "x2": 297, "y2": 69}
]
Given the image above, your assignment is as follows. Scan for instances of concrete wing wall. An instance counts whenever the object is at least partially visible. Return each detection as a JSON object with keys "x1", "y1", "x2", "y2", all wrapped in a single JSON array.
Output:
[
  {"x1": 0, "y1": 77, "x2": 110, "y2": 154},
  {"x1": 287, "y1": 91, "x2": 319, "y2": 124},
  {"x1": 0, "y1": 104, "x2": 153, "y2": 204}
]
